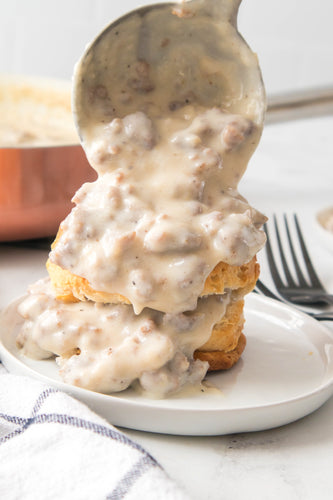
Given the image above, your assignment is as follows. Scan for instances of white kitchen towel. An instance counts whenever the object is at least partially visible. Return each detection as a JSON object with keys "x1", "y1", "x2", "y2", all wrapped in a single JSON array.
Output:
[{"x1": 0, "y1": 362, "x2": 190, "y2": 500}]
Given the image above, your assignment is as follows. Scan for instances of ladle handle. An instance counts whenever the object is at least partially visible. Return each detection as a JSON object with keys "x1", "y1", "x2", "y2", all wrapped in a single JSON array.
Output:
[{"x1": 185, "y1": 0, "x2": 242, "y2": 26}]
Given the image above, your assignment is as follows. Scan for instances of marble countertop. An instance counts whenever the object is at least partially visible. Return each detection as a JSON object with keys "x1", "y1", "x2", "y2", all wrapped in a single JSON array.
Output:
[{"x1": 1, "y1": 115, "x2": 333, "y2": 499}]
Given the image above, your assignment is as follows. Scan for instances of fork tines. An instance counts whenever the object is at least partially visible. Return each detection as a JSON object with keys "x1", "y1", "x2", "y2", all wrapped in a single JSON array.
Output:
[{"x1": 264, "y1": 213, "x2": 328, "y2": 304}]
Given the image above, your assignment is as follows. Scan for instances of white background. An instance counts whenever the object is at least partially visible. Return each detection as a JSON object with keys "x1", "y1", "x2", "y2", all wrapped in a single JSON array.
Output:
[{"x1": 1, "y1": 0, "x2": 333, "y2": 97}]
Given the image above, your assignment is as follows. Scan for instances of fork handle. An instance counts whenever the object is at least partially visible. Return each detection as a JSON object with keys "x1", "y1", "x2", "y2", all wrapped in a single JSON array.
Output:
[
  {"x1": 290, "y1": 294, "x2": 333, "y2": 306},
  {"x1": 320, "y1": 294, "x2": 333, "y2": 305},
  {"x1": 313, "y1": 311, "x2": 333, "y2": 321}
]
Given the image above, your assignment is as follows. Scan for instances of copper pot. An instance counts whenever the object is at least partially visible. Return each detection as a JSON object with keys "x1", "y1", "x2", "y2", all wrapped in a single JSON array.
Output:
[
  {"x1": 0, "y1": 145, "x2": 96, "y2": 241},
  {"x1": 0, "y1": 75, "x2": 96, "y2": 241}
]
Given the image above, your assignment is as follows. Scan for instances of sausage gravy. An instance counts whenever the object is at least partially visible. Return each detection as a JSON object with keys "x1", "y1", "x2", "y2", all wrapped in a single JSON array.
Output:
[{"x1": 16, "y1": 0, "x2": 266, "y2": 396}]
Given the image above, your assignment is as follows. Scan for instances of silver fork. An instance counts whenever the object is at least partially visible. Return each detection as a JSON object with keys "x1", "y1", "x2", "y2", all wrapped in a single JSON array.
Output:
[
  {"x1": 254, "y1": 279, "x2": 333, "y2": 320},
  {"x1": 264, "y1": 214, "x2": 333, "y2": 306}
]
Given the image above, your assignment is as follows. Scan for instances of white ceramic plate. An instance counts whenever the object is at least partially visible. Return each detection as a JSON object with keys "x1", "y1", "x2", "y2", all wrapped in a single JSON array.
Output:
[{"x1": 1, "y1": 294, "x2": 333, "y2": 436}]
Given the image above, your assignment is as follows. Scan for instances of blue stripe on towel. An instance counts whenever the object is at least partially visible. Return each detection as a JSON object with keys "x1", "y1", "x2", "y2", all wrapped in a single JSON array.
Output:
[
  {"x1": 0, "y1": 387, "x2": 159, "y2": 467},
  {"x1": 107, "y1": 455, "x2": 157, "y2": 499}
]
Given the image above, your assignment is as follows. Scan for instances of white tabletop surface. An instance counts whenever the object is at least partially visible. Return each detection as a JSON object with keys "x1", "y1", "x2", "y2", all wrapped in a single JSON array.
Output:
[{"x1": 1, "y1": 114, "x2": 333, "y2": 499}]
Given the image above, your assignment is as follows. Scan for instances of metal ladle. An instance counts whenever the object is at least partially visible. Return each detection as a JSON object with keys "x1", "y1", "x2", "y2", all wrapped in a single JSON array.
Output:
[{"x1": 72, "y1": 0, "x2": 265, "y2": 145}]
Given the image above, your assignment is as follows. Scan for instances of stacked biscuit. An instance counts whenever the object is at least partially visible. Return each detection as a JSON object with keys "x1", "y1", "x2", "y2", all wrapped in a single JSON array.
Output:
[{"x1": 47, "y1": 242, "x2": 259, "y2": 372}]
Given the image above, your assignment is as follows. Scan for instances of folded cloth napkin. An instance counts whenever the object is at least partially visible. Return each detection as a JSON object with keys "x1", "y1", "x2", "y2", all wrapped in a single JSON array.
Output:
[{"x1": 0, "y1": 362, "x2": 190, "y2": 500}]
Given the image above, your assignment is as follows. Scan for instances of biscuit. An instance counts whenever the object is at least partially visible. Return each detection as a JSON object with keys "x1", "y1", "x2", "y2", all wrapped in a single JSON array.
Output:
[
  {"x1": 198, "y1": 299, "x2": 244, "y2": 352},
  {"x1": 194, "y1": 332, "x2": 246, "y2": 371},
  {"x1": 203, "y1": 258, "x2": 259, "y2": 298},
  {"x1": 46, "y1": 258, "x2": 130, "y2": 304},
  {"x1": 46, "y1": 229, "x2": 257, "y2": 373},
  {"x1": 46, "y1": 256, "x2": 259, "y2": 305}
]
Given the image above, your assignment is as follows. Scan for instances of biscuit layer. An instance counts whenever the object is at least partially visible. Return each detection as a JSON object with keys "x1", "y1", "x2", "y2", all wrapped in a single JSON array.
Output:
[
  {"x1": 194, "y1": 332, "x2": 246, "y2": 371},
  {"x1": 46, "y1": 256, "x2": 259, "y2": 305},
  {"x1": 198, "y1": 299, "x2": 244, "y2": 352}
]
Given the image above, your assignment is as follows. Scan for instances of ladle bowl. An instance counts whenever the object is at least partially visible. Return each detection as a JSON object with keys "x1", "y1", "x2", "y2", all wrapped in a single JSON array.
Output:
[{"x1": 72, "y1": 0, "x2": 265, "y2": 144}]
